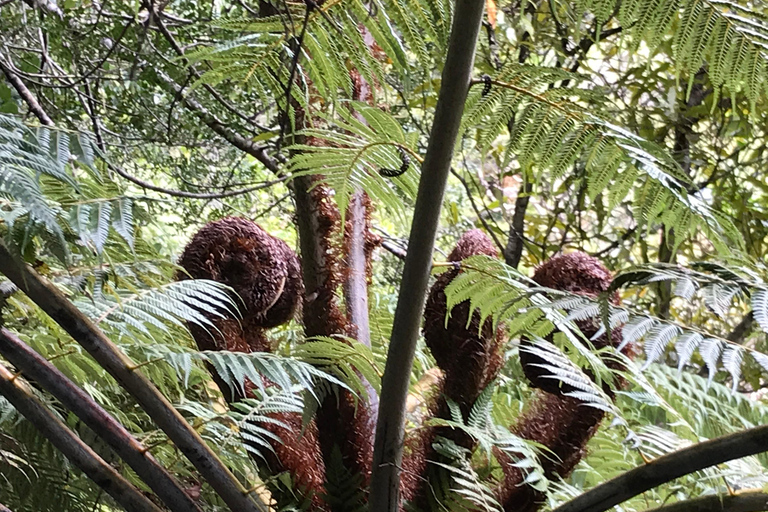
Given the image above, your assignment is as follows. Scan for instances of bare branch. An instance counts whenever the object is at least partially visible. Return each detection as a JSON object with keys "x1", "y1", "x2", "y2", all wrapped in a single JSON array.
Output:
[
  {"x1": 0, "y1": 57, "x2": 54, "y2": 126},
  {"x1": 153, "y1": 69, "x2": 280, "y2": 173},
  {"x1": 0, "y1": 327, "x2": 204, "y2": 512},
  {"x1": 0, "y1": 240, "x2": 269, "y2": 512},
  {"x1": 551, "y1": 424, "x2": 768, "y2": 512},
  {"x1": 0, "y1": 364, "x2": 163, "y2": 512}
]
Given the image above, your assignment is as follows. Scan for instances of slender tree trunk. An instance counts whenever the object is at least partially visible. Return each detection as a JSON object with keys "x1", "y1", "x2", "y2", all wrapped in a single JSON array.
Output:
[
  {"x1": 0, "y1": 328, "x2": 203, "y2": 512},
  {"x1": 368, "y1": 1, "x2": 485, "y2": 509}
]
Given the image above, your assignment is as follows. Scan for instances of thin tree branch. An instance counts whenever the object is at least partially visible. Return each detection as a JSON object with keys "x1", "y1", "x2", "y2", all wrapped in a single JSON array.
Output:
[
  {"x1": 368, "y1": 0, "x2": 485, "y2": 509},
  {"x1": 0, "y1": 240, "x2": 269, "y2": 512},
  {"x1": 110, "y1": 164, "x2": 288, "y2": 198},
  {"x1": 642, "y1": 491, "x2": 768, "y2": 512},
  {"x1": 0, "y1": 327, "x2": 203, "y2": 512},
  {"x1": 151, "y1": 6, "x2": 262, "y2": 129},
  {"x1": 550, "y1": 424, "x2": 768, "y2": 512},
  {"x1": 727, "y1": 312, "x2": 755, "y2": 343},
  {"x1": 0, "y1": 364, "x2": 163, "y2": 512},
  {"x1": 381, "y1": 240, "x2": 407, "y2": 260},
  {"x1": 0, "y1": 57, "x2": 54, "y2": 126},
  {"x1": 504, "y1": 180, "x2": 532, "y2": 268},
  {"x1": 153, "y1": 69, "x2": 280, "y2": 173}
]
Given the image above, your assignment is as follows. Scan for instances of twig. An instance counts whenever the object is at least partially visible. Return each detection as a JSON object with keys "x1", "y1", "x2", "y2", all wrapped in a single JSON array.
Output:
[
  {"x1": 0, "y1": 240, "x2": 269, "y2": 512},
  {"x1": 0, "y1": 328, "x2": 204, "y2": 512},
  {"x1": 0, "y1": 364, "x2": 163, "y2": 512},
  {"x1": 368, "y1": 0, "x2": 485, "y2": 508}
]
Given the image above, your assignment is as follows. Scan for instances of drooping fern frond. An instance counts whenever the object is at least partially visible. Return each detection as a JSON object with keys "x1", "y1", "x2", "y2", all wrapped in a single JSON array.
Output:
[
  {"x1": 450, "y1": 255, "x2": 768, "y2": 394},
  {"x1": 72, "y1": 279, "x2": 240, "y2": 341},
  {"x1": 462, "y1": 66, "x2": 743, "y2": 255},
  {"x1": 0, "y1": 114, "x2": 136, "y2": 260},
  {"x1": 293, "y1": 335, "x2": 382, "y2": 400},
  {"x1": 195, "y1": 350, "x2": 349, "y2": 399},
  {"x1": 228, "y1": 386, "x2": 306, "y2": 460},
  {"x1": 430, "y1": 438, "x2": 504, "y2": 512}
]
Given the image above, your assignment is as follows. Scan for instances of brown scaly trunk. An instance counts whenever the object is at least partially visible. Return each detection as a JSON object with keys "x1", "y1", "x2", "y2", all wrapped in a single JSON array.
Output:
[
  {"x1": 497, "y1": 252, "x2": 636, "y2": 512},
  {"x1": 177, "y1": 217, "x2": 329, "y2": 510}
]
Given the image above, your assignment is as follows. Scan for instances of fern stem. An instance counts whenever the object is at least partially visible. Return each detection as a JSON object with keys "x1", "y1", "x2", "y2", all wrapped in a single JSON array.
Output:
[
  {"x1": 551, "y1": 423, "x2": 768, "y2": 512},
  {"x1": 0, "y1": 363, "x2": 164, "y2": 512},
  {"x1": 0, "y1": 240, "x2": 270, "y2": 512},
  {"x1": 368, "y1": 0, "x2": 486, "y2": 509},
  {"x1": 0, "y1": 327, "x2": 204, "y2": 512}
]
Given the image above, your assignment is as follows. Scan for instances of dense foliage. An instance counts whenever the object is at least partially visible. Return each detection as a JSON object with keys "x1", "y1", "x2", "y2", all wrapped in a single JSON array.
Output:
[{"x1": 2, "y1": 0, "x2": 768, "y2": 510}]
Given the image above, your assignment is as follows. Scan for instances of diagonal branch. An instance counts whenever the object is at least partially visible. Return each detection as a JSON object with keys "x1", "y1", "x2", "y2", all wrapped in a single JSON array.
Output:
[
  {"x1": 0, "y1": 57, "x2": 54, "y2": 126},
  {"x1": 0, "y1": 363, "x2": 163, "y2": 512},
  {"x1": 0, "y1": 327, "x2": 204, "y2": 512},
  {"x1": 550, "y1": 424, "x2": 768, "y2": 512},
  {"x1": 368, "y1": 0, "x2": 486, "y2": 509},
  {"x1": 0, "y1": 240, "x2": 269, "y2": 512},
  {"x1": 154, "y1": 69, "x2": 280, "y2": 174}
]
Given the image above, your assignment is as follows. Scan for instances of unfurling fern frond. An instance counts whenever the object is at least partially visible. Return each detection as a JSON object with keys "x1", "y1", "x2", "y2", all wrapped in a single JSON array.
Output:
[
  {"x1": 462, "y1": 66, "x2": 743, "y2": 255},
  {"x1": 288, "y1": 104, "x2": 420, "y2": 226}
]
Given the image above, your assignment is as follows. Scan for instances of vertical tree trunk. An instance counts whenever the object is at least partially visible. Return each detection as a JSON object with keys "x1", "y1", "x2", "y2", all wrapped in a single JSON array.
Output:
[{"x1": 368, "y1": 1, "x2": 486, "y2": 509}]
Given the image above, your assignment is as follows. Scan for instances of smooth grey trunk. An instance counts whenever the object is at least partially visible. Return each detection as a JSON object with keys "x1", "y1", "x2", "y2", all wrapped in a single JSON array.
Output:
[
  {"x1": 367, "y1": 1, "x2": 485, "y2": 509},
  {"x1": 0, "y1": 327, "x2": 203, "y2": 512},
  {"x1": 0, "y1": 364, "x2": 162, "y2": 512}
]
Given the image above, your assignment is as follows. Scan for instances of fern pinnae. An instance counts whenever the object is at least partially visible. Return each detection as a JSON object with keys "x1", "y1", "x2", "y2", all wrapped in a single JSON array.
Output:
[
  {"x1": 699, "y1": 337, "x2": 724, "y2": 385},
  {"x1": 674, "y1": 332, "x2": 703, "y2": 372},
  {"x1": 641, "y1": 324, "x2": 681, "y2": 370},
  {"x1": 751, "y1": 289, "x2": 768, "y2": 333}
]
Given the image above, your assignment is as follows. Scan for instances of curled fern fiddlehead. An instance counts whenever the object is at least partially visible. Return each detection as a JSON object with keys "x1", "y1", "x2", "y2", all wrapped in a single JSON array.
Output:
[
  {"x1": 480, "y1": 74, "x2": 492, "y2": 96},
  {"x1": 378, "y1": 145, "x2": 410, "y2": 177}
]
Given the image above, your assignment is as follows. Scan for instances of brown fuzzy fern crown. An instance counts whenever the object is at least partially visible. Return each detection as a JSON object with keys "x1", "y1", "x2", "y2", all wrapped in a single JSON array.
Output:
[{"x1": 177, "y1": 217, "x2": 303, "y2": 329}]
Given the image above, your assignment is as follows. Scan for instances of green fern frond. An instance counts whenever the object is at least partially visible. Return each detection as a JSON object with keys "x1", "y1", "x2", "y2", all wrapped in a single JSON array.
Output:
[
  {"x1": 73, "y1": 279, "x2": 239, "y2": 340},
  {"x1": 288, "y1": 104, "x2": 419, "y2": 226},
  {"x1": 293, "y1": 335, "x2": 382, "y2": 400},
  {"x1": 463, "y1": 67, "x2": 743, "y2": 254},
  {"x1": 228, "y1": 386, "x2": 305, "y2": 460}
]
